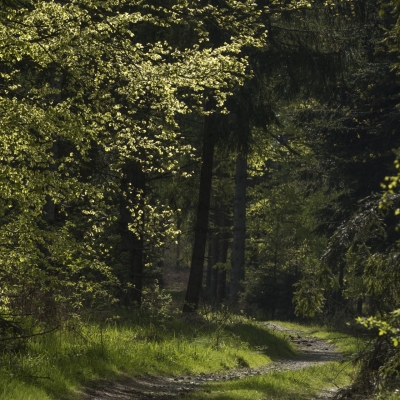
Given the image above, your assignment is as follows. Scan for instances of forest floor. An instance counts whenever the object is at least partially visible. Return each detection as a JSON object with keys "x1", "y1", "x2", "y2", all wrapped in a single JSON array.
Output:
[{"x1": 78, "y1": 322, "x2": 345, "y2": 400}]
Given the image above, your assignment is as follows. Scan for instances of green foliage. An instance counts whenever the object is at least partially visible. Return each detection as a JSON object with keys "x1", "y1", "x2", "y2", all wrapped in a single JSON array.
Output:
[
  {"x1": 141, "y1": 280, "x2": 173, "y2": 322},
  {"x1": 2, "y1": 1, "x2": 400, "y2": 398},
  {"x1": 357, "y1": 310, "x2": 400, "y2": 347},
  {"x1": 289, "y1": 0, "x2": 400, "y2": 318},
  {"x1": 348, "y1": 2, "x2": 400, "y2": 393},
  {"x1": 293, "y1": 272, "x2": 326, "y2": 318},
  {"x1": 0, "y1": 0, "x2": 267, "y2": 325},
  {"x1": 244, "y1": 133, "x2": 326, "y2": 318}
]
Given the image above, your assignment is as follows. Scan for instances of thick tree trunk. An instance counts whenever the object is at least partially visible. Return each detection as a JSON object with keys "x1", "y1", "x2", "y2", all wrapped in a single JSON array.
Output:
[
  {"x1": 120, "y1": 161, "x2": 146, "y2": 306},
  {"x1": 230, "y1": 154, "x2": 247, "y2": 305},
  {"x1": 183, "y1": 115, "x2": 215, "y2": 312}
]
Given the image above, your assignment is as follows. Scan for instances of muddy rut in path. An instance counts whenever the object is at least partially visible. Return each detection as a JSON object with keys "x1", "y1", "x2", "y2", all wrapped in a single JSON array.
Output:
[{"x1": 80, "y1": 322, "x2": 343, "y2": 399}]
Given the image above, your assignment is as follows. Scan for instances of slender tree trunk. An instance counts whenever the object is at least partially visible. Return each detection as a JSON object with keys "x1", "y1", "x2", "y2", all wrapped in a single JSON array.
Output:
[
  {"x1": 230, "y1": 153, "x2": 247, "y2": 305},
  {"x1": 210, "y1": 222, "x2": 220, "y2": 302},
  {"x1": 206, "y1": 159, "x2": 221, "y2": 302},
  {"x1": 217, "y1": 211, "x2": 229, "y2": 306},
  {"x1": 357, "y1": 298, "x2": 363, "y2": 315},
  {"x1": 205, "y1": 239, "x2": 212, "y2": 298},
  {"x1": 183, "y1": 115, "x2": 215, "y2": 312},
  {"x1": 335, "y1": 261, "x2": 346, "y2": 310},
  {"x1": 271, "y1": 214, "x2": 280, "y2": 319},
  {"x1": 120, "y1": 161, "x2": 146, "y2": 306},
  {"x1": 176, "y1": 218, "x2": 181, "y2": 270},
  {"x1": 40, "y1": 66, "x2": 62, "y2": 321}
]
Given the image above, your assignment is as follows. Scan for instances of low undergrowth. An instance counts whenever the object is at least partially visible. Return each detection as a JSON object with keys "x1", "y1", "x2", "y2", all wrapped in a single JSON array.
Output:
[{"x1": 0, "y1": 311, "x2": 295, "y2": 400}]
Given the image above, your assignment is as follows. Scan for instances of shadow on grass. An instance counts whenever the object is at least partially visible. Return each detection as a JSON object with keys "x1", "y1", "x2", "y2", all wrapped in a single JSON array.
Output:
[
  {"x1": 33, "y1": 351, "x2": 126, "y2": 400},
  {"x1": 226, "y1": 323, "x2": 296, "y2": 360},
  {"x1": 2, "y1": 312, "x2": 298, "y2": 400}
]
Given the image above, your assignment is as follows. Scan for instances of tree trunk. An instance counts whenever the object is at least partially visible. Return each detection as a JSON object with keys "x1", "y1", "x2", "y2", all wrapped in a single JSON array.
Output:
[
  {"x1": 271, "y1": 214, "x2": 280, "y2": 319},
  {"x1": 40, "y1": 66, "x2": 62, "y2": 321},
  {"x1": 210, "y1": 223, "x2": 220, "y2": 303},
  {"x1": 217, "y1": 211, "x2": 229, "y2": 306},
  {"x1": 120, "y1": 161, "x2": 146, "y2": 306},
  {"x1": 183, "y1": 115, "x2": 215, "y2": 312},
  {"x1": 230, "y1": 154, "x2": 247, "y2": 305},
  {"x1": 205, "y1": 239, "x2": 212, "y2": 298},
  {"x1": 357, "y1": 298, "x2": 363, "y2": 315},
  {"x1": 176, "y1": 218, "x2": 182, "y2": 270},
  {"x1": 335, "y1": 261, "x2": 346, "y2": 311}
]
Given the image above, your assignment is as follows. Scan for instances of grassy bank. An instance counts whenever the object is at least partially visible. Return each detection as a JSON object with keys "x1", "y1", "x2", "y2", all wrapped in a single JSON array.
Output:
[
  {"x1": 185, "y1": 362, "x2": 354, "y2": 400},
  {"x1": 0, "y1": 313, "x2": 295, "y2": 400},
  {"x1": 183, "y1": 321, "x2": 363, "y2": 400}
]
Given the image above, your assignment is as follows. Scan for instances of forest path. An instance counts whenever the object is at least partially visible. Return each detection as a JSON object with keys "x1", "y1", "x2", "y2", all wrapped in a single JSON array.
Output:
[{"x1": 79, "y1": 322, "x2": 343, "y2": 400}]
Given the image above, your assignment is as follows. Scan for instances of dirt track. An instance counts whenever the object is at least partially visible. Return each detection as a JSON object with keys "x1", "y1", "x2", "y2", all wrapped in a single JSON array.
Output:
[{"x1": 79, "y1": 322, "x2": 344, "y2": 399}]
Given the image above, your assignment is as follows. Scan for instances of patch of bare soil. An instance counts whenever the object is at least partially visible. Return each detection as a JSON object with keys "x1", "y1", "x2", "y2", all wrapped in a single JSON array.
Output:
[{"x1": 78, "y1": 322, "x2": 343, "y2": 400}]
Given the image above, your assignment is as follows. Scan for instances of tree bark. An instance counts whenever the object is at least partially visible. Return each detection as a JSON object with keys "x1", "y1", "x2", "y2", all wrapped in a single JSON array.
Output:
[
  {"x1": 230, "y1": 153, "x2": 247, "y2": 305},
  {"x1": 40, "y1": 66, "x2": 62, "y2": 321},
  {"x1": 210, "y1": 222, "x2": 220, "y2": 302},
  {"x1": 205, "y1": 239, "x2": 212, "y2": 298},
  {"x1": 176, "y1": 218, "x2": 182, "y2": 270},
  {"x1": 183, "y1": 115, "x2": 215, "y2": 312},
  {"x1": 216, "y1": 210, "x2": 229, "y2": 306},
  {"x1": 120, "y1": 161, "x2": 146, "y2": 306},
  {"x1": 271, "y1": 214, "x2": 280, "y2": 319}
]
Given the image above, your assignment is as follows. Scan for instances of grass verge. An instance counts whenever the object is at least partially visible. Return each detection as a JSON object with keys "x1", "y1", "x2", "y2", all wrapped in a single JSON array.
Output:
[
  {"x1": 184, "y1": 361, "x2": 354, "y2": 400},
  {"x1": 181, "y1": 320, "x2": 363, "y2": 400},
  {"x1": 0, "y1": 313, "x2": 295, "y2": 400}
]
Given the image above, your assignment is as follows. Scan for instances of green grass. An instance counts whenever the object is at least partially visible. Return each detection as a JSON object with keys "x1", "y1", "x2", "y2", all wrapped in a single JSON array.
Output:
[
  {"x1": 180, "y1": 320, "x2": 363, "y2": 400},
  {"x1": 0, "y1": 313, "x2": 295, "y2": 400},
  {"x1": 269, "y1": 320, "x2": 366, "y2": 356},
  {"x1": 0, "y1": 316, "x2": 365, "y2": 400},
  {"x1": 185, "y1": 362, "x2": 354, "y2": 400}
]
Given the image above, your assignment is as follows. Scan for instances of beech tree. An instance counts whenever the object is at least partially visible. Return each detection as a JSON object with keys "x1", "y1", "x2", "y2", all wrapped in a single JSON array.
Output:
[{"x1": 0, "y1": 0, "x2": 266, "y2": 324}]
